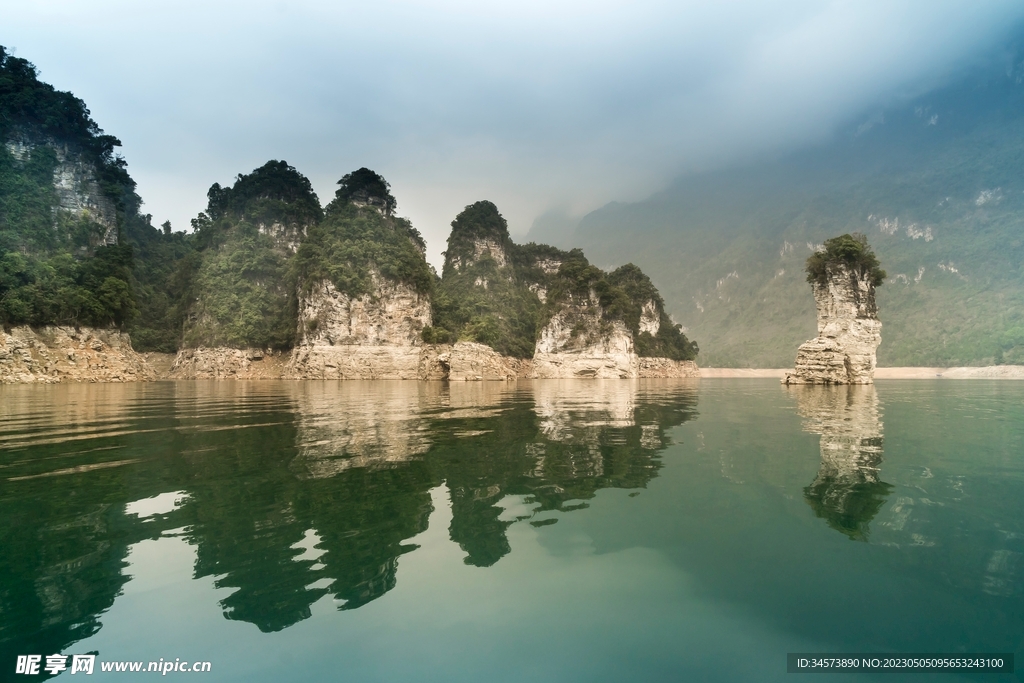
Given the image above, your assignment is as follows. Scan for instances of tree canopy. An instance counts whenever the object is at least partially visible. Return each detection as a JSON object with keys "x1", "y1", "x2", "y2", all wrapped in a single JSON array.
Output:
[
  {"x1": 206, "y1": 160, "x2": 322, "y2": 227},
  {"x1": 805, "y1": 233, "x2": 886, "y2": 287},
  {"x1": 334, "y1": 168, "x2": 396, "y2": 216}
]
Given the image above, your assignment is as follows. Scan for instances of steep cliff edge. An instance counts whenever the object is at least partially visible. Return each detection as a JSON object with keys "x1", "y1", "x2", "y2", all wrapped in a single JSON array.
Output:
[
  {"x1": 784, "y1": 234, "x2": 884, "y2": 385},
  {"x1": 288, "y1": 168, "x2": 434, "y2": 379},
  {"x1": 1, "y1": 46, "x2": 150, "y2": 338}
]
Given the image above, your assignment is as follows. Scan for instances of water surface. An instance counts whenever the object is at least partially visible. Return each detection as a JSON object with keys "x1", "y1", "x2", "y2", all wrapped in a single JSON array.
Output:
[{"x1": 1, "y1": 379, "x2": 1022, "y2": 681}]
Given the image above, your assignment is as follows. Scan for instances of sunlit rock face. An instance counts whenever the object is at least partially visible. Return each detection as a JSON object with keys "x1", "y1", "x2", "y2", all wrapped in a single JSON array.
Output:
[
  {"x1": 169, "y1": 347, "x2": 290, "y2": 379},
  {"x1": 795, "y1": 385, "x2": 891, "y2": 540},
  {"x1": 444, "y1": 341, "x2": 534, "y2": 381},
  {"x1": 637, "y1": 357, "x2": 700, "y2": 378},
  {"x1": 289, "y1": 272, "x2": 431, "y2": 380},
  {"x1": 784, "y1": 264, "x2": 881, "y2": 385},
  {"x1": 533, "y1": 304, "x2": 639, "y2": 379},
  {"x1": 0, "y1": 326, "x2": 155, "y2": 383}
]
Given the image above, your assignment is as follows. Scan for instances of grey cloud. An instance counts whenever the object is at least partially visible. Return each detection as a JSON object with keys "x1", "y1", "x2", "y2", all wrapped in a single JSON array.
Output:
[{"x1": 4, "y1": 0, "x2": 1023, "y2": 266}]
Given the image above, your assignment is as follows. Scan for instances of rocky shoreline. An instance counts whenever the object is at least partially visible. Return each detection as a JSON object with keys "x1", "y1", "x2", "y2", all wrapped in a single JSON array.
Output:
[
  {"x1": 5, "y1": 325, "x2": 1021, "y2": 384},
  {"x1": 1, "y1": 326, "x2": 699, "y2": 383}
]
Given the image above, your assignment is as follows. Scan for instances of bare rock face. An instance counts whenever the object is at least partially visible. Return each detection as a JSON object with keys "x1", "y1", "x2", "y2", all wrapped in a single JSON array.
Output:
[
  {"x1": 0, "y1": 326, "x2": 155, "y2": 383},
  {"x1": 637, "y1": 357, "x2": 700, "y2": 378},
  {"x1": 169, "y1": 347, "x2": 289, "y2": 379},
  {"x1": 533, "y1": 304, "x2": 639, "y2": 379},
  {"x1": 445, "y1": 341, "x2": 533, "y2": 381},
  {"x1": 784, "y1": 264, "x2": 881, "y2": 385},
  {"x1": 450, "y1": 238, "x2": 509, "y2": 271},
  {"x1": 288, "y1": 273, "x2": 431, "y2": 379}
]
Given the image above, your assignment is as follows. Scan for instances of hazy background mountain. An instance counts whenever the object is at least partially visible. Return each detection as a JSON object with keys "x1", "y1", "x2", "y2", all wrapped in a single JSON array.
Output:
[{"x1": 531, "y1": 34, "x2": 1024, "y2": 367}]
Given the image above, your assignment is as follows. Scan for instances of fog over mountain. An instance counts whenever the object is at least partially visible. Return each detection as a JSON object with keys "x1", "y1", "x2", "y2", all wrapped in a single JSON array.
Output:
[{"x1": 5, "y1": 1, "x2": 1024, "y2": 267}]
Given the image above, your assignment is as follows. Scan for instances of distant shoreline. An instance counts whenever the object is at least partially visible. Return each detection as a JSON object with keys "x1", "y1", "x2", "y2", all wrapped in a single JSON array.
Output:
[{"x1": 700, "y1": 366, "x2": 1024, "y2": 379}]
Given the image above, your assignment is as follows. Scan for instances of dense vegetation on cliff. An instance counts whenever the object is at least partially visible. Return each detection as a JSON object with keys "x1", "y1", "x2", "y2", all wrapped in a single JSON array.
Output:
[
  {"x1": 428, "y1": 201, "x2": 541, "y2": 357},
  {"x1": 0, "y1": 46, "x2": 188, "y2": 334},
  {"x1": 430, "y1": 201, "x2": 697, "y2": 360},
  {"x1": 297, "y1": 169, "x2": 432, "y2": 300},
  {"x1": 179, "y1": 161, "x2": 320, "y2": 350},
  {"x1": 2, "y1": 46, "x2": 697, "y2": 361}
]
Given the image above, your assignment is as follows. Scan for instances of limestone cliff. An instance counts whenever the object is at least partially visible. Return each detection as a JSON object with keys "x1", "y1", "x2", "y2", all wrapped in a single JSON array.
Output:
[
  {"x1": 784, "y1": 235, "x2": 884, "y2": 385},
  {"x1": 1, "y1": 326, "x2": 155, "y2": 383},
  {"x1": 289, "y1": 274, "x2": 430, "y2": 379},
  {"x1": 533, "y1": 300, "x2": 638, "y2": 378},
  {"x1": 432, "y1": 201, "x2": 700, "y2": 379},
  {"x1": 168, "y1": 347, "x2": 289, "y2": 379},
  {"x1": 5, "y1": 136, "x2": 118, "y2": 245},
  {"x1": 287, "y1": 169, "x2": 435, "y2": 379}
]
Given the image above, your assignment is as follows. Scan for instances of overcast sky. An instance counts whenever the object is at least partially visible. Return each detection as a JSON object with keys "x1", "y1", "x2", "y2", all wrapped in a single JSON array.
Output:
[{"x1": 5, "y1": 0, "x2": 1024, "y2": 267}]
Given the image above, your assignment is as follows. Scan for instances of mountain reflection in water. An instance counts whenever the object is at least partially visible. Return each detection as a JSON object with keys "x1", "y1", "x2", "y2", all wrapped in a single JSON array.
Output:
[
  {"x1": 791, "y1": 385, "x2": 892, "y2": 541},
  {"x1": 0, "y1": 380, "x2": 698, "y2": 658}
]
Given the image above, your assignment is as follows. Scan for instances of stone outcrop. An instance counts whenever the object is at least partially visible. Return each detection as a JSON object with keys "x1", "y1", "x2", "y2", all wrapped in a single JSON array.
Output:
[
  {"x1": 533, "y1": 299, "x2": 639, "y2": 379},
  {"x1": 637, "y1": 357, "x2": 700, "y2": 378},
  {"x1": 0, "y1": 326, "x2": 155, "y2": 383},
  {"x1": 784, "y1": 264, "x2": 881, "y2": 385},
  {"x1": 444, "y1": 342, "x2": 533, "y2": 381},
  {"x1": 168, "y1": 347, "x2": 290, "y2": 379},
  {"x1": 288, "y1": 273, "x2": 430, "y2": 380}
]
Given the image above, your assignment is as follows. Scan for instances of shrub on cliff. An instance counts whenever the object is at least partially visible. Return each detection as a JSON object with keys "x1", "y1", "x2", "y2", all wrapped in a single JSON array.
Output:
[{"x1": 805, "y1": 233, "x2": 886, "y2": 287}]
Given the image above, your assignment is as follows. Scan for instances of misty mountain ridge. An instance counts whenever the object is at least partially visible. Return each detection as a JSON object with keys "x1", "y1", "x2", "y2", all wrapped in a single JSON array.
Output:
[{"x1": 532, "y1": 33, "x2": 1024, "y2": 367}]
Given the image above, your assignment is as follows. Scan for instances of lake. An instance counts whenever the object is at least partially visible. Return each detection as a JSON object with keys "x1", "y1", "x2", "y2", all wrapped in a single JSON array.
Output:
[{"x1": 1, "y1": 379, "x2": 1022, "y2": 681}]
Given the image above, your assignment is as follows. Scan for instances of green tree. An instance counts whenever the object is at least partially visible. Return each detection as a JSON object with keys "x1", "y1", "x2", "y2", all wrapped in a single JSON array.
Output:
[{"x1": 805, "y1": 233, "x2": 886, "y2": 287}]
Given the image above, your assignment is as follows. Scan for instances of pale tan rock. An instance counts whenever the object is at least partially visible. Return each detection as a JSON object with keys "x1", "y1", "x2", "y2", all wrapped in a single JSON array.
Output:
[
  {"x1": 0, "y1": 326, "x2": 155, "y2": 383},
  {"x1": 784, "y1": 264, "x2": 881, "y2": 385},
  {"x1": 637, "y1": 357, "x2": 700, "y2": 378},
  {"x1": 287, "y1": 273, "x2": 431, "y2": 379},
  {"x1": 169, "y1": 347, "x2": 289, "y2": 379},
  {"x1": 289, "y1": 345, "x2": 424, "y2": 380},
  {"x1": 446, "y1": 341, "x2": 532, "y2": 381},
  {"x1": 418, "y1": 344, "x2": 453, "y2": 380},
  {"x1": 296, "y1": 276, "x2": 429, "y2": 348},
  {"x1": 533, "y1": 304, "x2": 639, "y2": 379}
]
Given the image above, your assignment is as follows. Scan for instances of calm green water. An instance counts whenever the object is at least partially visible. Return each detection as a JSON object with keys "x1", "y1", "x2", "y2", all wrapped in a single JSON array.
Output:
[{"x1": 1, "y1": 379, "x2": 1022, "y2": 681}]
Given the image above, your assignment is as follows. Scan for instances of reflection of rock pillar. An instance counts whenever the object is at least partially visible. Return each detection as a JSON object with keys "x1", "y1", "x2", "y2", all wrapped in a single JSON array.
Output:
[{"x1": 795, "y1": 385, "x2": 892, "y2": 540}]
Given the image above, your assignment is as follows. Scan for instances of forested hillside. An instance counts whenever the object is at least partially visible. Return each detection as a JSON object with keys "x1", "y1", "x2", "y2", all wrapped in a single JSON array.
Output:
[{"x1": 0, "y1": 45, "x2": 189, "y2": 351}]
